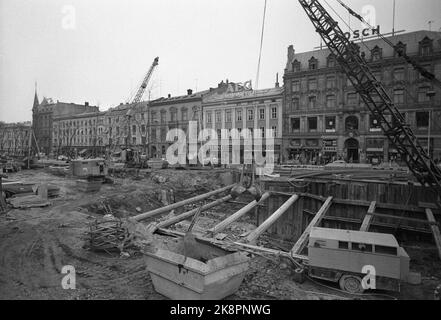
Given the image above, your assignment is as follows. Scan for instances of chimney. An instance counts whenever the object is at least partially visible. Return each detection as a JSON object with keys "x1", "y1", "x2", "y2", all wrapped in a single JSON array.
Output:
[
  {"x1": 85, "y1": 102, "x2": 89, "y2": 107},
  {"x1": 275, "y1": 73, "x2": 280, "y2": 88},
  {"x1": 187, "y1": 89, "x2": 193, "y2": 95},
  {"x1": 287, "y1": 45, "x2": 295, "y2": 63},
  {"x1": 168, "y1": 94, "x2": 171, "y2": 98}
]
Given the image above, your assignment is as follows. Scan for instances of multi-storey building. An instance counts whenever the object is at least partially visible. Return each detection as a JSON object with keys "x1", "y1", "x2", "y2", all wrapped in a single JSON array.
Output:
[
  {"x1": 0, "y1": 121, "x2": 32, "y2": 156},
  {"x1": 52, "y1": 111, "x2": 105, "y2": 156},
  {"x1": 32, "y1": 89, "x2": 99, "y2": 156},
  {"x1": 283, "y1": 30, "x2": 441, "y2": 165},
  {"x1": 202, "y1": 80, "x2": 284, "y2": 163},
  {"x1": 103, "y1": 102, "x2": 149, "y2": 153},
  {"x1": 149, "y1": 89, "x2": 205, "y2": 158}
]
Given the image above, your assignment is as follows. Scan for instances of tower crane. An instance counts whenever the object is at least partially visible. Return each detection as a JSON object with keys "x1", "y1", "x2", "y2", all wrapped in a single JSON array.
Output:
[{"x1": 296, "y1": 0, "x2": 441, "y2": 212}]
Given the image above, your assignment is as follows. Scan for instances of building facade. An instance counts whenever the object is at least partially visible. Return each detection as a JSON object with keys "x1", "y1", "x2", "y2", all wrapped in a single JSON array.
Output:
[
  {"x1": 103, "y1": 102, "x2": 149, "y2": 153},
  {"x1": 283, "y1": 30, "x2": 441, "y2": 165},
  {"x1": 0, "y1": 121, "x2": 32, "y2": 157},
  {"x1": 202, "y1": 80, "x2": 284, "y2": 163},
  {"x1": 149, "y1": 89, "x2": 204, "y2": 158},
  {"x1": 32, "y1": 89, "x2": 99, "y2": 156},
  {"x1": 52, "y1": 111, "x2": 105, "y2": 156}
]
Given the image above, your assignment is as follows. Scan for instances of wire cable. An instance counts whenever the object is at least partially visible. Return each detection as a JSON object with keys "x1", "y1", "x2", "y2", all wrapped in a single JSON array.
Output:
[{"x1": 255, "y1": 0, "x2": 268, "y2": 90}]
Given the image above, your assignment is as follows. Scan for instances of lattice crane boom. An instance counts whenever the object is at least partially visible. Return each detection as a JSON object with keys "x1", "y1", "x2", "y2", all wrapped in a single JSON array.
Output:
[
  {"x1": 297, "y1": 0, "x2": 441, "y2": 208},
  {"x1": 130, "y1": 57, "x2": 159, "y2": 104}
]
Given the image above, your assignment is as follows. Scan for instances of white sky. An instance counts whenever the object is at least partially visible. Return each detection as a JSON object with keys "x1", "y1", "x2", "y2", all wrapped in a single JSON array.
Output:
[{"x1": 1, "y1": 0, "x2": 440, "y2": 122}]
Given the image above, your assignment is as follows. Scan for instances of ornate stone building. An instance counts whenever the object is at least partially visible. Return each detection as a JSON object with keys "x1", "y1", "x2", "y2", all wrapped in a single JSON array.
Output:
[
  {"x1": 0, "y1": 121, "x2": 32, "y2": 156},
  {"x1": 283, "y1": 30, "x2": 441, "y2": 165},
  {"x1": 32, "y1": 89, "x2": 99, "y2": 156}
]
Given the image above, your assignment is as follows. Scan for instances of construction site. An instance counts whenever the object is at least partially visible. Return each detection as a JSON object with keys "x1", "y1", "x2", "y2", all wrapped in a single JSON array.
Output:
[{"x1": 1, "y1": 0, "x2": 441, "y2": 302}]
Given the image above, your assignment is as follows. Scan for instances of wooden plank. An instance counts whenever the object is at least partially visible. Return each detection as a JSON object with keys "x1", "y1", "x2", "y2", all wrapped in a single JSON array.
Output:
[
  {"x1": 291, "y1": 196, "x2": 333, "y2": 255},
  {"x1": 360, "y1": 201, "x2": 376, "y2": 232},
  {"x1": 246, "y1": 194, "x2": 299, "y2": 244},
  {"x1": 425, "y1": 208, "x2": 441, "y2": 260}
]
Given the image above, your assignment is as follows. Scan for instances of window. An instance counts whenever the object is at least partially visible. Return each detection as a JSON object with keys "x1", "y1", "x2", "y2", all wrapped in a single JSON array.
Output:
[
  {"x1": 375, "y1": 245, "x2": 397, "y2": 255},
  {"x1": 132, "y1": 125, "x2": 136, "y2": 134},
  {"x1": 370, "y1": 116, "x2": 381, "y2": 131},
  {"x1": 419, "y1": 37, "x2": 433, "y2": 56},
  {"x1": 338, "y1": 241, "x2": 349, "y2": 249},
  {"x1": 160, "y1": 128, "x2": 167, "y2": 140},
  {"x1": 352, "y1": 243, "x2": 373, "y2": 253},
  {"x1": 326, "y1": 95, "x2": 336, "y2": 108},
  {"x1": 326, "y1": 76, "x2": 336, "y2": 89},
  {"x1": 291, "y1": 118, "x2": 300, "y2": 132},
  {"x1": 237, "y1": 110, "x2": 242, "y2": 121},
  {"x1": 292, "y1": 98, "x2": 300, "y2": 111},
  {"x1": 215, "y1": 111, "x2": 222, "y2": 123},
  {"x1": 345, "y1": 116, "x2": 359, "y2": 131},
  {"x1": 151, "y1": 129, "x2": 156, "y2": 140},
  {"x1": 308, "y1": 78, "x2": 317, "y2": 91},
  {"x1": 418, "y1": 64, "x2": 432, "y2": 80},
  {"x1": 271, "y1": 107, "x2": 277, "y2": 119},
  {"x1": 327, "y1": 54, "x2": 336, "y2": 68},
  {"x1": 206, "y1": 112, "x2": 212, "y2": 124},
  {"x1": 182, "y1": 110, "x2": 188, "y2": 121},
  {"x1": 371, "y1": 46, "x2": 382, "y2": 61},
  {"x1": 160, "y1": 112, "x2": 166, "y2": 123},
  {"x1": 260, "y1": 127, "x2": 265, "y2": 138},
  {"x1": 247, "y1": 109, "x2": 254, "y2": 121},
  {"x1": 393, "y1": 89, "x2": 405, "y2": 104},
  {"x1": 225, "y1": 110, "x2": 232, "y2": 123},
  {"x1": 308, "y1": 117, "x2": 317, "y2": 132},
  {"x1": 418, "y1": 87, "x2": 431, "y2": 102},
  {"x1": 141, "y1": 125, "x2": 146, "y2": 133},
  {"x1": 259, "y1": 108, "x2": 265, "y2": 120},
  {"x1": 292, "y1": 60, "x2": 301, "y2": 72},
  {"x1": 308, "y1": 96, "x2": 317, "y2": 109},
  {"x1": 393, "y1": 68, "x2": 405, "y2": 81},
  {"x1": 291, "y1": 80, "x2": 300, "y2": 93},
  {"x1": 416, "y1": 111, "x2": 429, "y2": 129},
  {"x1": 309, "y1": 57, "x2": 318, "y2": 70},
  {"x1": 132, "y1": 137, "x2": 136, "y2": 145},
  {"x1": 347, "y1": 93, "x2": 358, "y2": 105},
  {"x1": 325, "y1": 116, "x2": 336, "y2": 132},
  {"x1": 271, "y1": 126, "x2": 277, "y2": 137}
]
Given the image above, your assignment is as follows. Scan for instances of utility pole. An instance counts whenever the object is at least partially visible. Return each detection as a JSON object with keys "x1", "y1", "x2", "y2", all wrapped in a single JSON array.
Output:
[{"x1": 392, "y1": 0, "x2": 396, "y2": 36}]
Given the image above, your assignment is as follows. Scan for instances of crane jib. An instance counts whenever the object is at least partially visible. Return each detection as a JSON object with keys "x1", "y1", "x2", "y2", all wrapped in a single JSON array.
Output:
[{"x1": 297, "y1": 0, "x2": 441, "y2": 209}]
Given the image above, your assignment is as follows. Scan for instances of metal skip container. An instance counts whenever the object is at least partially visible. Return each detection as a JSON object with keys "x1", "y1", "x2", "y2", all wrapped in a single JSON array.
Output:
[{"x1": 144, "y1": 238, "x2": 249, "y2": 300}]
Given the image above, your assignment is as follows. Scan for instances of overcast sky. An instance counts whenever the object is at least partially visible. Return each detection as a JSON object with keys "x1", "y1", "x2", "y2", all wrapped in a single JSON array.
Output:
[{"x1": 1, "y1": 0, "x2": 440, "y2": 122}]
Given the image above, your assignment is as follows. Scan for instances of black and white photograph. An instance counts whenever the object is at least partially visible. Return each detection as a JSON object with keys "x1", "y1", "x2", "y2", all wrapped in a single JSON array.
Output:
[{"x1": 0, "y1": 0, "x2": 441, "y2": 307}]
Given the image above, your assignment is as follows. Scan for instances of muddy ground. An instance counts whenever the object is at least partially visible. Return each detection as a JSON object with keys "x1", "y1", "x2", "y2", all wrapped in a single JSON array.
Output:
[{"x1": 0, "y1": 169, "x2": 439, "y2": 300}]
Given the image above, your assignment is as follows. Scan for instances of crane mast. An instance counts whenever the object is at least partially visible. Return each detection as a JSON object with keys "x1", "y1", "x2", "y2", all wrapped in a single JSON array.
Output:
[
  {"x1": 130, "y1": 57, "x2": 159, "y2": 104},
  {"x1": 297, "y1": 0, "x2": 441, "y2": 208}
]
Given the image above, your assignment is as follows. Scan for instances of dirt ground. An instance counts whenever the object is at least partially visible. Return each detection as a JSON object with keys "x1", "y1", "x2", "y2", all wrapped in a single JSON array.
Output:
[{"x1": 0, "y1": 169, "x2": 439, "y2": 300}]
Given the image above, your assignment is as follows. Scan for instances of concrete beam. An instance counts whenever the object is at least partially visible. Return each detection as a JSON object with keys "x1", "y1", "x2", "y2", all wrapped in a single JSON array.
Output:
[
  {"x1": 132, "y1": 184, "x2": 234, "y2": 222},
  {"x1": 426, "y1": 208, "x2": 441, "y2": 260},
  {"x1": 291, "y1": 196, "x2": 333, "y2": 255},
  {"x1": 208, "y1": 192, "x2": 271, "y2": 235},
  {"x1": 155, "y1": 195, "x2": 233, "y2": 230},
  {"x1": 246, "y1": 194, "x2": 299, "y2": 244},
  {"x1": 360, "y1": 201, "x2": 376, "y2": 232}
]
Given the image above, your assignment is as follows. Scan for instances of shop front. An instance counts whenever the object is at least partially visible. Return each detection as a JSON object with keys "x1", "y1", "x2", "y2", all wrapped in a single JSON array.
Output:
[
  {"x1": 322, "y1": 138, "x2": 338, "y2": 164},
  {"x1": 366, "y1": 138, "x2": 385, "y2": 165}
]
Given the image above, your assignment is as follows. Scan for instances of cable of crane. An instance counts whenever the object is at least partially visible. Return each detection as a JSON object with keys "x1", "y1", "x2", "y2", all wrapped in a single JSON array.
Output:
[
  {"x1": 332, "y1": 0, "x2": 441, "y2": 88},
  {"x1": 255, "y1": 0, "x2": 268, "y2": 90}
]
